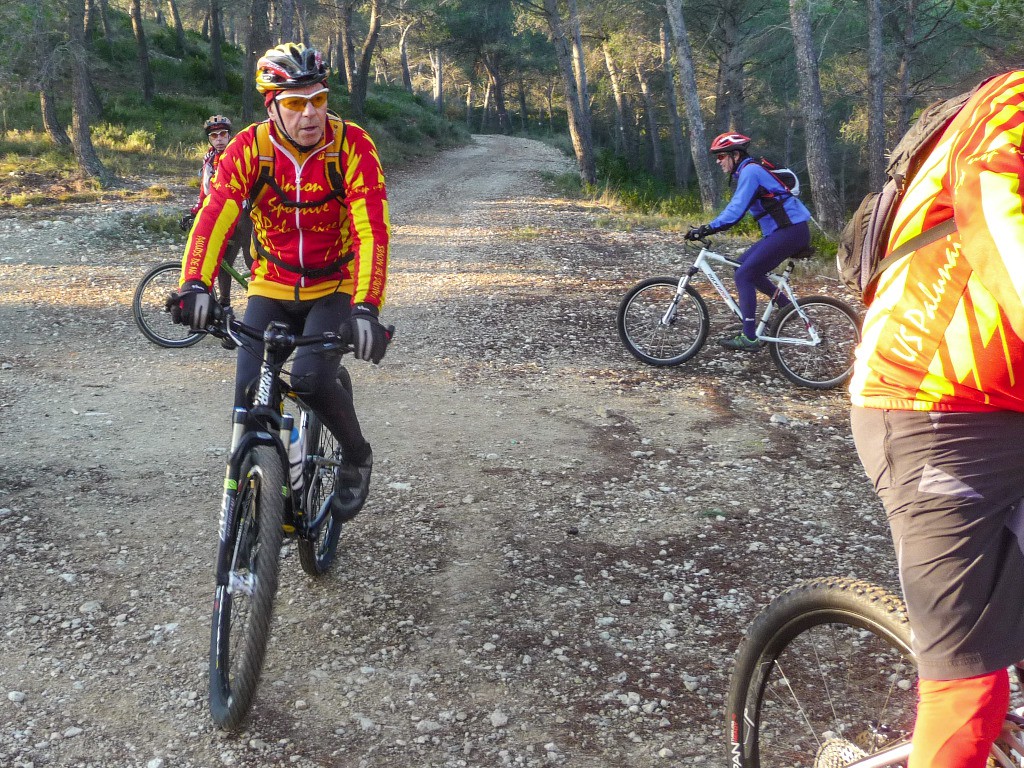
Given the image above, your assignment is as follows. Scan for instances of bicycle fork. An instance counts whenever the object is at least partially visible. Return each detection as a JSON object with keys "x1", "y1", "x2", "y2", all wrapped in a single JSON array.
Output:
[
  {"x1": 215, "y1": 407, "x2": 293, "y2": 594},
  {"x1": 661, "y1": 269, "x2": 699, "y2": 327}
]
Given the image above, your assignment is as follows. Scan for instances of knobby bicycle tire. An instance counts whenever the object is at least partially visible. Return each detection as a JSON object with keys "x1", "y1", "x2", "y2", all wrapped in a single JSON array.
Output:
[
  {"x1": 133, "y1": 262, "x2": 207, "y2": 348},
  {"x1": 297, "y1": 411, "x2": 344, "y2": 577},
  {"x1": 617, "y1": 277, "x2": 710, "y2": 366},
  {"x1": 209, "y1": 445, "x2": 285, "y2": 730},
  {"x1": 726, "y1": 577, "x2": 915, "y2": 768},
  {"x1": 768, "y1": 297, "x2": 861, "y2": 389}
]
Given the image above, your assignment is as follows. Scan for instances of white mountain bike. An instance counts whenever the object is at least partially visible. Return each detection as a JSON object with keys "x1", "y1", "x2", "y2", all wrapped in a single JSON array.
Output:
[{"x1": 616, "y1": 237, "x2": 861, "y2": 389}]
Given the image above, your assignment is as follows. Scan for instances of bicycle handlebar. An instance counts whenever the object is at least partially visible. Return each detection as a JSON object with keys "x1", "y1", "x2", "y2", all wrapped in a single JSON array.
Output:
[{"x1": 204, "y1": 304, "x2": 395, "y2": 354}]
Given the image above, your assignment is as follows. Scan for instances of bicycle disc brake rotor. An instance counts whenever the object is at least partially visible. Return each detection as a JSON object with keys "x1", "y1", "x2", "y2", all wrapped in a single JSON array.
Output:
[{"x1": 814, "y1": 738, "x2": 867, "y2": 768}]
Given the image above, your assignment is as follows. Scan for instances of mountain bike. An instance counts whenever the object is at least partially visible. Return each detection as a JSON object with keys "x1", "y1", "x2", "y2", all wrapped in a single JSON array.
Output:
[
  {"x1": 132, "y1": 260, "x2": 248, "y2": 348},
  {"x1": 202, "y1": 308, "x2": 391, "y2": 730},
  {"x1": 725, "y1": 577, "x2": 1024, "y2": 767},
  {"x1": 616, "y1": 237, "x2": 861, "y2": 389}
]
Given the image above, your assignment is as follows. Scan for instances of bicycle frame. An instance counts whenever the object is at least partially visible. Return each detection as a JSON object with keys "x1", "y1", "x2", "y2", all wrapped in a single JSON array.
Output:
[
  {"x1": 214, "y1": 320, "x2": 342, "y2": 590},
  {"x1": 219, "y1": 260, "x2": 249, "y2": 289},
  {"x1": 675, "y1": 247, "x2": 823, "y2": 347},
  {"x1": 832, "y1": 714, "x2": 1024, "y2": 767}
]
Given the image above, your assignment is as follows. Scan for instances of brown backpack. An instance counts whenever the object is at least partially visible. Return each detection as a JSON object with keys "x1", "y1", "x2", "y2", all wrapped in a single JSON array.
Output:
[{"x1": 836, "y1": 79, "x2": 989, "y2": 303}]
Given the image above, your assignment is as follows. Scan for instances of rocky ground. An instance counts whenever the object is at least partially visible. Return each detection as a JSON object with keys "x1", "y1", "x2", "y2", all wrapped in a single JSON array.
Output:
[{"x1": 0, "y1": 135, "x2": 897, "y2": 767}]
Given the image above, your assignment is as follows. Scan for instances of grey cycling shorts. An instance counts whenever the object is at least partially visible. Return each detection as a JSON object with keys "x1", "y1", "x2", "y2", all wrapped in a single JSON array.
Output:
[{"x1": 851, "y1": 407, "x2": 1024, "y2": 680}]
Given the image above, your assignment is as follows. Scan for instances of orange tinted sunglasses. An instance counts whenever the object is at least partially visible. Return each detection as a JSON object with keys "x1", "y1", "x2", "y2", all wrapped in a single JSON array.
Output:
[{"x1": 275, "y1": 89, "x2": 329, "y2": 112}]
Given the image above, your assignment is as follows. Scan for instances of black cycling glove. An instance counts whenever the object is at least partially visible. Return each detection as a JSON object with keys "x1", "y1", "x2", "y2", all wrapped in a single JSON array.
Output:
[
  {"x1": 348, "y1": 304, "x2": 389, "y2": 364},
  {"x1": 166, "y1": 280, "x2": 213, "y2": 330},
  {"x1": 685, "y1": 224, "x2": 715, "y2": 241}
]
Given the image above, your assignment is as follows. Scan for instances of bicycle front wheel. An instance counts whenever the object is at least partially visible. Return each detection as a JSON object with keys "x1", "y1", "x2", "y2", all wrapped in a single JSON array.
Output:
[
  {"x1": 617, "y1": 277, "x2": 709, "y2": 366},
  {"x1": 132, "y1": 262, "x2": 206, "y2": 348},
  {"x1": 726, "y1": 578, "x2": 916, "y2": 768},
  {"x1": 297, "y1": 412, "x2": 344, "y2": 577},
  {"x1": 209, "y1": 445, "x2": 285, "y2": 730},
  {"x1": 769, "y1": 297, "x2": 860, "y2": 389}
]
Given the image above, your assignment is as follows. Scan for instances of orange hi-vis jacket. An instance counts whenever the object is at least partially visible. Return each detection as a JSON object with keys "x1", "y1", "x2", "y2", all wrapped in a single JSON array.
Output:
[
  {"x1": 181, "y1": 116, "x2": 389, "y2": 307},
  {"x1": 849, "y1": 70, "x2": 1024, "y2": 412}
]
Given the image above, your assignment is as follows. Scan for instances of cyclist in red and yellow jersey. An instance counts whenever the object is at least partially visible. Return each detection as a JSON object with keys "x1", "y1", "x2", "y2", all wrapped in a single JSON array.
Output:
[
  {"x1": 850, "y1": 71, "x2": 1024, "y2": 767},
  {"x1": 171, "y1": 42, "x2": 390, "y2": 521},
  {"x1": 181, "y1": 115, "x2": 253, "y2": 319}
]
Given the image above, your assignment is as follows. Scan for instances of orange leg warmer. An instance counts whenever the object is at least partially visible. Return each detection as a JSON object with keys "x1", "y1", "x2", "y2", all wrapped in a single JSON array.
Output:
[{"x1": 909, "y1": 670, "x2": 1009, "y2": 768}]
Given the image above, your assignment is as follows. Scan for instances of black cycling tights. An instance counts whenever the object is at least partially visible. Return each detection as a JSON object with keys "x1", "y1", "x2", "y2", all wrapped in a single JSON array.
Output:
[{"x1": 235, "y1": 293, "x2": 370, "y2": 464}]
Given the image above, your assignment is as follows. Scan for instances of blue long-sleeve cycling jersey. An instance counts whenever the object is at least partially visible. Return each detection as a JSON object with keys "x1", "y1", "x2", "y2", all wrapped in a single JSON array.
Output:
[{"x1": 710, "y1": 158, "x2": 811, "y2": 236}]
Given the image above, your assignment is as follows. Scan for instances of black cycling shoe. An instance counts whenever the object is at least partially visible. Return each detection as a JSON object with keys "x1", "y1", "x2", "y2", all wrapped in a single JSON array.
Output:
[{"x1": 329, "y1": 449, "x2": 372, "y2": 522}]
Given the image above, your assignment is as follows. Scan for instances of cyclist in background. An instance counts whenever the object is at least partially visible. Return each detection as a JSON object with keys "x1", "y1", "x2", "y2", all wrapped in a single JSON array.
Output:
[
  {"x1": 171, "y1": 43, "x2": 390, "y2": 522},
  {"x1": 685, "y1": 133, "x2": 811, "y2": 351},
  {"x1": 180, "y1": 115, "x2": 253, "y2": 318},
  {"x1": 850, "y1": 70, "x2": 1024, "y2": 767}
]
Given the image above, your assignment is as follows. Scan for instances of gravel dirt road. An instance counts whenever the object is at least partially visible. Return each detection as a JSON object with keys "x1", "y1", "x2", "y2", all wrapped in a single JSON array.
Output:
[{"x1": 0, "y1": 135, "x2": 894, "y2": 767}]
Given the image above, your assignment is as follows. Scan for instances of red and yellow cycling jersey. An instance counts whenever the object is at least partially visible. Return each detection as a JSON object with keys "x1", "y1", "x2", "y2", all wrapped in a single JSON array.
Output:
[
  {"x1": 850, "y1": 70, "x2": 1024, "y2": 412},
  {"x1": 190, "y1": 148, "x2": 219, "y2": 215},
  {"x1": 182, "y1": 116, "x2": 389, "y2": 307}
]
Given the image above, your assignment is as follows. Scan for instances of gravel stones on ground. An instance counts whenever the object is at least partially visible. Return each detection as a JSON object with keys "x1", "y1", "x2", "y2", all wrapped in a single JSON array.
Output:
[{"x1": 0, "y1": 136, "x2": 884, "y2": 767}]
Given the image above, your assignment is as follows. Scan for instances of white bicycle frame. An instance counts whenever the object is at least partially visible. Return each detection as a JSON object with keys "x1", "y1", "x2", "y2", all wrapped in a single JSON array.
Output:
[{"x1": 672, "y1": 246, "x2": 822, "y2": 347}]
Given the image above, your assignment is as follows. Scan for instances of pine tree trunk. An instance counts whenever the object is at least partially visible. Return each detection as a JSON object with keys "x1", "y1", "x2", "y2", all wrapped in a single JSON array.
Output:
[
  {"x1": 98, "y1": 0, "x2": 112, "y2": 40},
  {"x1": 40, "y1": 86, "x2": 72, "y2": 148},
  {"x1": 602, "y1": 41, "x2": 632, "y2": 159},
  {"x1": 480, "y1": 81, "x2": 491, "y2": 132},
  {"x1": 347, "y1": 0, "x2": 381, "y2": 116},
  {"x1": 636, "y1": 63, "x2": 663, "y2": 177},
  {"x1": 130, "y1": 0, "x2": 155, "y2": 103},
  {"x1": 866, "y1": 0, "x2": 886, "y2": 190},
  {"x1": 788, "y1": 0, "x2": 842, "y2": 232},
  {"x1": 895, "y1": 0, "x2": 916, "y2": 137},
  {"x1": 67, "y1": 0, "x2": 110, "y2": 183},
  {"x1": 482, "y1": 55, "x2": 511, "y2": 134},
  {"x1": 567, "y1": 0, "x2": 589, "y2": 119},
  {"x1": 400, "y1": 23, "x2": 414, "y2": 94},
  {"x1": 665, "y1": 0, "x2": 718, "y2": 211},
  {"x1": 429, "y1": 48, "x2": 443, "y2": 114},
  {"x1": 712, "y1": 13, "x2": 745, "y2": 134},
  {"x1": 542, "y1": 0, "x2": 596, "y2": 184},
  {"x1": 242, "y1": 0, "x2": 271, "y2": 124},
  {"x1": 168, "y1": 0, "x2": 187, "y2": 55},
  {"x1": 337, "y1": 2, "x2": 358, "y2": 103},
  {"x1": 661, "y1": 22, "x2": 689, "y2": 188},
  {"x1": 210, "y1": 0, "x2": 227, "y2": 91}
]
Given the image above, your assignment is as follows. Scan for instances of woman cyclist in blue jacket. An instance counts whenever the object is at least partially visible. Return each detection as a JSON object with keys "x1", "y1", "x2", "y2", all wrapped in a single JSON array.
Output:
[{"x1": 686, "y1": 133, "x2": 812, "y2": 351}]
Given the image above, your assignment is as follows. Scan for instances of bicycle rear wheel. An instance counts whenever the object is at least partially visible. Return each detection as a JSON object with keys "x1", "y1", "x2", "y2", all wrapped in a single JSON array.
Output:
[
  {"x1": 297, "y1": 412, "x2": 344, "y2": 577},
  {"x1": 617, "y1": 277, "x2": 710, "y2": 366},
  {"x1": 726, "y1": 577, "x2": 916, "y2": 768},
  {"x1": 133, "y1": 261, "x2": 208, "y2": 348},
  {"x1": 769, "y1": 297, "x2": 860, "y2": 389},
  {"x1": 209, "y1": 445, "x2": 285, "y2": 730}
]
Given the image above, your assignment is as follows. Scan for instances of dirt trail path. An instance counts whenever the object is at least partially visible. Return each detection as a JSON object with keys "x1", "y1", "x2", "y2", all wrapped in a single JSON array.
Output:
[{"x1": 0, "y1": 135, "x2": 889, "y2": 767}]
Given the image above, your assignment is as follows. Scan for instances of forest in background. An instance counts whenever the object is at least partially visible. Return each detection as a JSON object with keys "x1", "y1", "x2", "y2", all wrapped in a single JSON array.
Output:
[{"x1": 7, "y1": 0, "x2": 1024, "y2": 233}]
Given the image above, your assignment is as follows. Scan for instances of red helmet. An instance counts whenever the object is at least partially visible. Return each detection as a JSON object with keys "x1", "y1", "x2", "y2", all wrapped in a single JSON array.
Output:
[{"x1": 710, "y1": 132, "x2": 751, "y2": 154}]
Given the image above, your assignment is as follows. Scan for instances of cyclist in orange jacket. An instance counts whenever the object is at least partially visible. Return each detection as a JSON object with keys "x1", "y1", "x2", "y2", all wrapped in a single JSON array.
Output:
[
  {"x1": 171, "y1": 43, "x2": 390, "y2": 521},
  {"x1": 850, "y1": 70, "x2": 1024, "y2": 767}
]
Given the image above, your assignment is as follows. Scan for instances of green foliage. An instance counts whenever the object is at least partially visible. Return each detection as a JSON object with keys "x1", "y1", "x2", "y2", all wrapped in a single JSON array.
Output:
[
  {"x1": 0, "y1": 2, "x2": 470, "y2": 201},
  {"x1": 356, "y1": 85, "x2": 470, "y2": 161}
]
